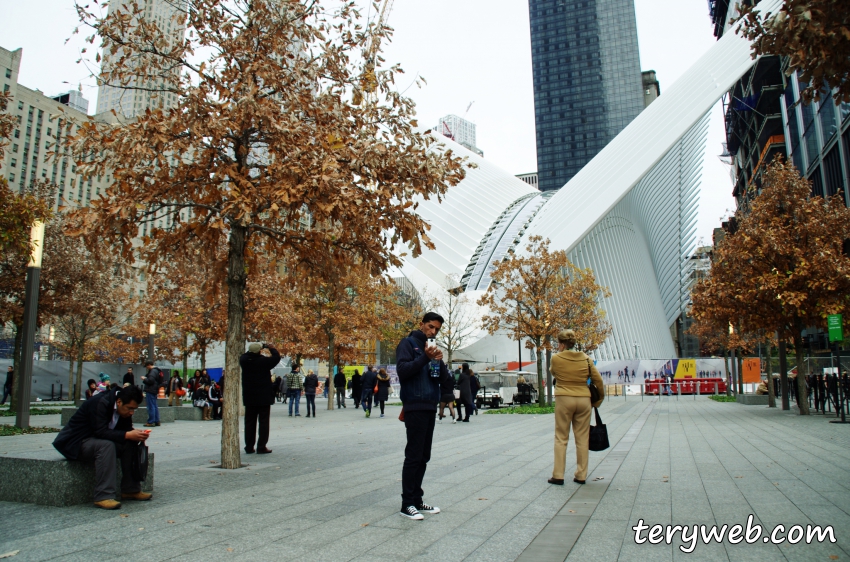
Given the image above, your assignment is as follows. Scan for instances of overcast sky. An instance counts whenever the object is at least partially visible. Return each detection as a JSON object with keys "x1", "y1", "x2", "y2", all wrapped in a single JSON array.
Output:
[{"x1": 1, "y1": 0, "x2": 735, "y2": 245}]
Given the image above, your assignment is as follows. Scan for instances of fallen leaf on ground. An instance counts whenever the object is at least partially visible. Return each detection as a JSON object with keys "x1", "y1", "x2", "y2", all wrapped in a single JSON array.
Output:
[
  {"x1": 478, "y1": 498, "x2": 488, "y2": 501},
  {"x1": 227, "y1": 548, "x2": 233, "y2": 552},
  {"x1": 361, "y1": 523, "x2": 369, "y2": 527},
  {"x1": 120, "y1": 514, "x2": 129, "y2": 518},
  {"x1": 167, "y1": 520, "x2": 175, "y2": 524},
  {"x1": 829, "y1": 556, "x2": 838, "y2": 560},
  {"x1": 568, "y1": 510, "x2": 575, "y2": 513},
  {"x1": 138, "y1": 528, "x2": 144, "y2": 531},
  {"x1": 593, "y1": 477, "x2": 604, "y2": 481},
  {"x1": 0, "y1": 551, "x2": 20, "y2": 559}
]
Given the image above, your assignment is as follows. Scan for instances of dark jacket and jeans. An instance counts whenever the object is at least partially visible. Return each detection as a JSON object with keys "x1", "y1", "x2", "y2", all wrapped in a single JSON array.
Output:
[
  {"x1": 53, "y1": 390, "x2": 142, "y2": 501},
  {"x1": 143, "y1": 367, "x2": 162, "y2": 424},
  {"x1": 397, "y1": 330, "x2": 449, "y2": 510},
  {"x1": 334, "y1": 372, "x2": 347, "y2": 408},
  {"x1": 240, "y1": 347, "x2": 281, "y2": 452},
  {"x1": 361, "y1": 369, "x2": 378, "y2": 412},
  {"x1": 303, "y1": 373, "x2": 319, "y2": 416}
]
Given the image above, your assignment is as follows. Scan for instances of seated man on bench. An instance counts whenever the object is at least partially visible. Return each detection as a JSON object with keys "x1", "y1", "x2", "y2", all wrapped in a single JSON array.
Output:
[{"x1": 53, "y1": 385, "x2": 152, "y2": 509}]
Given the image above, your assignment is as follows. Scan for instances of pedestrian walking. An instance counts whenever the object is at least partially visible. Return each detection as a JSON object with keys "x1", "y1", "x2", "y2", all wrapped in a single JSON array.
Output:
[
  {"x1": 396, "y1": 312, "x2": 448, "y2": 520},
  {"x1": 375, "y1": 368, "x2": 391, "y2": 417},
  {"x1": 304, "y1": 370, "x2": 319, "y2": 417},
  {"x1": 167, "y1": 371, "x2": 183, "y2": 406},
  {"x1": 334, "y1": 369, "x2": 347, "y2": 408},
  {"x1": 323, "y1": 376, "x2": 330, "y2": 399},
  {"x1": 240, "y1": 342, "x2": 280, "y2": 454},
  {"x1": 438, "y1": 367, "x2": 456, "y2": 423},
  {"x1": 286, "y1": 366, "x2": 303, "y2": 416},
  {"x1": 457, "y1": 364, "x2": 474, "y2": 422},
  {"x1": 470, "y1": 369, "x2": 480, "y2": 415},
  {"x1": 361, "y1": 366, "x2": 378, "y2": 418},
  {"x1": 280, "y1": 370, "x2": 289, "y2": 404},
  {"x1": 1, "y1": 366, "x2": 12, "y2": 405},
  {"x1": 351, "y1": 369, "x2": 363, "y2": 408},
  {"x1": 142, "y1": 362, "x2": 163, "y2": 427},
  {"x1": 548, "y1": 329, "x2": 604, "y2": 486}
]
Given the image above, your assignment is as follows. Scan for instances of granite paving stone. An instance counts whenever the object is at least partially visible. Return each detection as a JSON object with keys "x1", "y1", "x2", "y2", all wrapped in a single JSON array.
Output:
[{"x1": 1, "y1": 398, "x2": 849, "y2": 561}]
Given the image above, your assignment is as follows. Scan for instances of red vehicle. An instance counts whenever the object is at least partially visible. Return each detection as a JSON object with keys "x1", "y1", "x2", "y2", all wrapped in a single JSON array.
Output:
[{"x1": 644, "y1": 377, "x2": 727, "y2": 395}]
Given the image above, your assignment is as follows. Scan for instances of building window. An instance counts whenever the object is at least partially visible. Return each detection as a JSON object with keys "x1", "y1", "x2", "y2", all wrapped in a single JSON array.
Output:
[
  {"x1": 4, "y1": 69, "x2": 10, "y2": 78},
  {"x1": 13, "y1": 129, "x2": 19, "y2": 138},
  {"x1": 17, "y1": 101, "x2": 23, "y2": 110},
  {"x1": 8, "y1": 173, "x2": 14, "y2": 182},
  {"x1": 3, "y1": 85, "x2": 8, "y2": 93},
  {"x1": 10, "y1": 158, "x2": 16, "y2": 167},
  {"x1": 12, "y1": 143, "x2": 17, "y2": 153}
]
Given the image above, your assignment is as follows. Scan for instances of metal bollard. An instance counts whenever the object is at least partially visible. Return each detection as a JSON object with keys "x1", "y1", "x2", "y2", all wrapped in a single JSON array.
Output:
[
  {"x1": 714, "y1": 382, "x2": 718, "y2": 395},
  {"x1": 677, "y1": 383, "x2": 680, "y2": 400}
]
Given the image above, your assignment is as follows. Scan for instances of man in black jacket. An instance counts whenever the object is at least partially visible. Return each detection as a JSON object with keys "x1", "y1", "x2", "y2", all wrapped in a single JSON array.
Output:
[
  {"x1": 240, "y1": 342, "x2": 281, "y2": 454},
  {"x1": 142, "y1": 362, "x2": 162, "y2": 427},
  {"x1": 1, "y1": 366, "x2": 12, "y2": 405},
  {"x1": 333, "y1": 370, "x2": 347, "y2": 408},
  {"x1": 361, "y1": 366, "x2": 378, "y2": 418},
  {"x1": 53, "y1": 385, "x2": 151, "y2": 509},
  {"x1": 396, "y1": 312, "x2": 449, "y2": 520},
  {"x1": 123, "y1": 367, "x2": 135, "y2": 388}
]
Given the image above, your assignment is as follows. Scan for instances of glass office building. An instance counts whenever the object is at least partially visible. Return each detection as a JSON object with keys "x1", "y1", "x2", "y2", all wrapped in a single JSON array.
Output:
[{"x1": 528, "y1": 0, "x2": 645, "y2": 191}]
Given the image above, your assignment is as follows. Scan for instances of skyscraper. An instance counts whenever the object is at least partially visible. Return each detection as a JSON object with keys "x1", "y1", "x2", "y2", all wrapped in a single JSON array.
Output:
[
  {"x1": 528, "y1": 0, "x2": 645, "y2": 191},
  {"x1": 435, "y1": 114, "x2": 483, "y2": 156},
  {"x1": 95, "y1": 0, "x2": 187, "y2": 118}
]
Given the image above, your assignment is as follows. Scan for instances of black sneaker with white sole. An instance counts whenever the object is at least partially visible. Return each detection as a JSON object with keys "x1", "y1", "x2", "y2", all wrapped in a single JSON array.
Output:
[
  {"x1": 399, "y1": 506, "x2": 424, "y2": 520},
  {"x1": 417, "y1": 503, "x2": 440, "y2": 514}
]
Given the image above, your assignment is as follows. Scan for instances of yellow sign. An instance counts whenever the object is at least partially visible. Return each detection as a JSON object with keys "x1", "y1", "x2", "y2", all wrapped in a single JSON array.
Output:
[{"x1": 673, "y1": 359, "x2": 696, "y2": 379}]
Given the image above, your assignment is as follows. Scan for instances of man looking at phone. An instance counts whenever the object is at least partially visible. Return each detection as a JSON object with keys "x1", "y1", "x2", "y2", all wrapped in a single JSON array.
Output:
[
  {"x1": 396, "y1": 312, "x2": 449, "y2": 520},
  {"x1": 53, "y1": 385, "x2": 151, "y2": 509}
]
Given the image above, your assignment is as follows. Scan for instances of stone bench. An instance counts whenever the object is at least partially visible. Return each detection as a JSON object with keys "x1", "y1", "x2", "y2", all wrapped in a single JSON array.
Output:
[
  {"x1": 736, "y1": 394, "x2": 770, "y2": 405},
  {"x1": 174, "y1": 406, "x2": 204, "y2": 421},
  {"x1": 61, "y1": 406, "x2": 176, "y2": 426},
  {"x1": 0, "y1": 450, "x2": 154, "y2": 507}
]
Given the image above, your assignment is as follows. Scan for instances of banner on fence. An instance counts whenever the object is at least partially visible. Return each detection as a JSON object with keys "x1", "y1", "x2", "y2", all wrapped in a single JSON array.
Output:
[{"x1": 593, "y1": 358, "x2": 727, "y2": 384}]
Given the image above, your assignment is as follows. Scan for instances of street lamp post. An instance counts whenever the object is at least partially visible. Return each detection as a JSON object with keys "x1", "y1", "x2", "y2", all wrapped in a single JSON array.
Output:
[
  {"x1": 16, "y1": 221, "x2": 45, "y2": 429},
  {"x1": 148, "y1": 323, "x2": 156, "y2": 364},
  {"x1": 48, "y1": 325, "x2": 55, "y2": 361}
]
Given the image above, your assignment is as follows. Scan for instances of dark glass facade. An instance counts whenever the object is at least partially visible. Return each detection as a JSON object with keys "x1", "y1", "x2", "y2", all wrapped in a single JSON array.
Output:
[{"x1": 528, "y1": 0, "x2": 645, "y2": 192}]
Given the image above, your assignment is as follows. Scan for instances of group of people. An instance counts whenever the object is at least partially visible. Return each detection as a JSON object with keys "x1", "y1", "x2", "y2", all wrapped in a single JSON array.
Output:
[
  {"x1": 49, "y1": 309, "x2": 605, "y2": 523},
  {"x1": 437, "y1": 364, "x2": 479, "y2": 423}
]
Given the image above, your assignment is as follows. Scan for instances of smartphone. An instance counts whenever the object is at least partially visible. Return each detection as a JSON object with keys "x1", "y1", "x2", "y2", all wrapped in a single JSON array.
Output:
[{"x1": 143, "y1": 429, "x2": 151, "y2": 434}]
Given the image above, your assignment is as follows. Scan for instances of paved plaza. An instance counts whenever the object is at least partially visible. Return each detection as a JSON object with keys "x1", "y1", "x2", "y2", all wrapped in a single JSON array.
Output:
[{"x1": 0, "y1": 395, "x2": 848, "y2": 562}]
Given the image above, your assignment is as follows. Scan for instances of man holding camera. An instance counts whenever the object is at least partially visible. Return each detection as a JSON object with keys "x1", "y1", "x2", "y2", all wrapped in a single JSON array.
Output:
[
  {"x1": 240, "y1": 342, "x2": 280, "y2": 454},
  {"x1": 396, "y1": 312, "x2": 449, "y2": 520}
]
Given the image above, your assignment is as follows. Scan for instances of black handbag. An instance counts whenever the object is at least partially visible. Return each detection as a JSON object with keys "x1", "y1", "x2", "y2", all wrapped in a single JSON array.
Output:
[
  {"x1": 131, "y1": 442, "x2": 150, "y2": 481},
  {"x1": 588, "y1": 407, "x2": 609, "y2": 451},
  {"x1": 586, "y1": 359, "x2": 600, "y2": 403}
]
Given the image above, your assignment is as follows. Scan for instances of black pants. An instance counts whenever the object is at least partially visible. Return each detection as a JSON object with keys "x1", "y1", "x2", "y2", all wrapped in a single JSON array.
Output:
[
  {"x1": 378, "y1": 400, "x2": 385, "y2": 415},
  {"x1": 306, "y1": 394, "x2": 316, "y2": 415},
  {"x1": 401, "y1": 409, "x2": 436, "y2": 509},
  {"x1": 78, "y1": 438, "x2": 140, "y2": 502},
  {"x1": 211, "y1": 401, "x2": 221, "y2": 419},
  {"x1": 336, "y1": 387, "x2": 345, "y2": 407},
  {"x1": 244, "y1": 404, "x2": 271, "y2": 450}
]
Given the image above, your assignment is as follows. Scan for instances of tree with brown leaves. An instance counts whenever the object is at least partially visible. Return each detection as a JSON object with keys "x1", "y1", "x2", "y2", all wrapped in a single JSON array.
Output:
[
  {"x1": 69, "y1": 0, "x2": 467, "y2": 468},
  {"x1": 689, "y1": 157, "x2": 850, "y2": 414},
  {"x1": 433, "y1": 275, "x2": 478, "y2": 368},
  {"x1": 478, "y1": 236, "x2": 612, "y2": 406},
  {"x1": 736, "y1": 0, "x2": 850, "y2": 104}
]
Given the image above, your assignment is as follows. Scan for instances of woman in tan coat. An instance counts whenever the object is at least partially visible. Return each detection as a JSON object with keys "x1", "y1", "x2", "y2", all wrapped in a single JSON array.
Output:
[{"x1": 548, "y1": 329, "x2": 604, "y2": 485}]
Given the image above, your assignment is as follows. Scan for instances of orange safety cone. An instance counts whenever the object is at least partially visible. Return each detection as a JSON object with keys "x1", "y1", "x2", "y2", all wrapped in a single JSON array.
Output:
[{"x1": 158, "y1": 387, "x2": 165, "y2": 399}]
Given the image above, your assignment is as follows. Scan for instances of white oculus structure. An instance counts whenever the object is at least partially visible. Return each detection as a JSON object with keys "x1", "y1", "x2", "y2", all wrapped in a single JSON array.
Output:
[{"x1": 398, "y1": 0, "x2": 781, "y2": 361}]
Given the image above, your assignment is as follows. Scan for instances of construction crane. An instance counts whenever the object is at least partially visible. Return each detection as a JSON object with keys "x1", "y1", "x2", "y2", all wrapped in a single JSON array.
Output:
[{"x1": 352, "y1": 0, "x2": 395, "y2": 105}]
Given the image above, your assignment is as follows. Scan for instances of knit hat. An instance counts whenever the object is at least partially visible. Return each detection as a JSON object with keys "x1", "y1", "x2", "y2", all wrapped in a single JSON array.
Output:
[
  {"x1": 99, "y1": 373, "x2": 110, "y2": 382},
  {"x1": 248, "y1": 342, "x2": 262, "y2": 353}
]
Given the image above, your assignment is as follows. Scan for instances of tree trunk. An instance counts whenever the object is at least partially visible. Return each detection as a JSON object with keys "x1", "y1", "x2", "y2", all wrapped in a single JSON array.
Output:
[
  {"x1": 75, "y1": 323, "x2": 85, "y2": 403},
  {"x1": 779, "y1": 339, "x2": 790, "y2": 410},
  {"x1": 10, "y1": 322, "x2": 23, "y2": 411},
  {"x1": 221, "y1": 222, "x2": 247, "y2": 469},
  {"x1": 327, "y1": 332, "x2": 335, "y2": 410},
  {"x1": 182, "y1": 332, "x2": 188, "y2": 379},
  {"x1": 792, "y1": 333, "x2": 809, "y2": 415},
  {"x1": 544, "y1": 335, "x2": 553, "y2": 406},
  {"x1": 535, "y1": 338, "x2": 544, "y2": 407},
  {"x1": 67, "y1": 354, "x2": 75, "y2": 402},
  {"x1": 766, "y1": 342, "x2": 775, "y2": 408},
  {"x1": 723, "y1": 348, "x2": 731, "y2": 396},
  {"x1": 735, "y1": 349, "x2": 744, "y2": 394}
]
